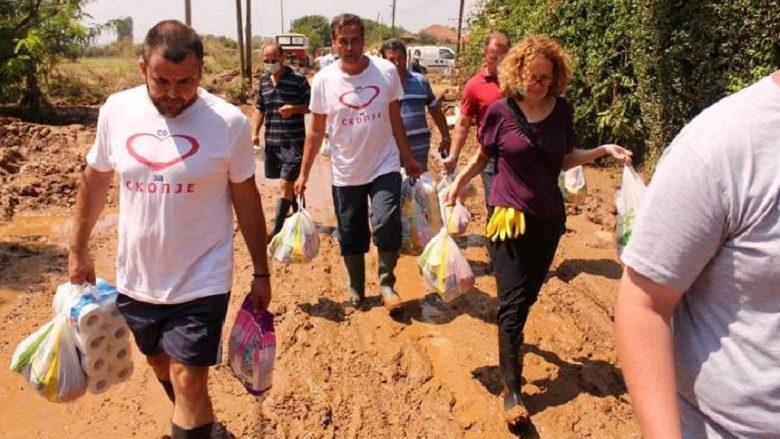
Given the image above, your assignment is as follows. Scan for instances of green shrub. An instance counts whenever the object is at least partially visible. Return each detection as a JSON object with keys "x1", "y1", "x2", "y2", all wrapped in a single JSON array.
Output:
[{"x1": 463, "y1": 0, "x2": 779, "y2": 172}]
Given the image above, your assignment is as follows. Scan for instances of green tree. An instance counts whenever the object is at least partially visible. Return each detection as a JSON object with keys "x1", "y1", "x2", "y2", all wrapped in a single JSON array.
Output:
[
  {"x1": 463, "y1": 0, "x2": 779, "y2": 171},
  {"x1": 106, "y1": 16, "x2": 133, "y2": 44},
  {"x1": 290, "y1": 14, "x2": 330, "y2": 55},
  {"x1": 0, "y1": 0, "x2": 97, "y2": 112}
]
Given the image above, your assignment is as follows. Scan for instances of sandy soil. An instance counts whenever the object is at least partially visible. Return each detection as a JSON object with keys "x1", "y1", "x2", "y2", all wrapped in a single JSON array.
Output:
[{"x1": 0, "y1": 103, "x2": 639, "y2": 438}]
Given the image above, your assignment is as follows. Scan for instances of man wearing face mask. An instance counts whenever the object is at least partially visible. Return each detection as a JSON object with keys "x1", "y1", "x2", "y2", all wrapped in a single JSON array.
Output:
[
  {"x1": 68, "y1": 20, "x2": 271, "y2": 438},
  {"x1": 252, "y1": 43, "x2": 311, "y2": 238}
]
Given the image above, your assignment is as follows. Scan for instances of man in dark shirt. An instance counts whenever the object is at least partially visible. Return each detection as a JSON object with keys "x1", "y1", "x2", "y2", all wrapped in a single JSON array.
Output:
[{"x1": 252, "y1": 43, "x2": 311, "y2": 237}]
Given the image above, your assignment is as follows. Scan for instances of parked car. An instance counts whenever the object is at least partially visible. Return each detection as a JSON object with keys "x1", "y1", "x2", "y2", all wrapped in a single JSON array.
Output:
[{"x1": 406, "y1": 45, "x2": 455, "y2": 74}]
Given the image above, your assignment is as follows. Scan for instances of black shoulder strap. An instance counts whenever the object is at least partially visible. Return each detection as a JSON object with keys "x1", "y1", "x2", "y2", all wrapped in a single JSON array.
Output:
[
  {"x1": 504, "y1": 97, "x2": 561, "y2": 190},
  {"x1": 505, "y1": 96, "x2": 541, "y2": 149}
]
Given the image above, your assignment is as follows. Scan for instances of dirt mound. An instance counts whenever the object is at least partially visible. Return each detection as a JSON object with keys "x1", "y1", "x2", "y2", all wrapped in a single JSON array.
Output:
[{"x1": 0, "y1": 117, "x2": 101, "y2": 218}]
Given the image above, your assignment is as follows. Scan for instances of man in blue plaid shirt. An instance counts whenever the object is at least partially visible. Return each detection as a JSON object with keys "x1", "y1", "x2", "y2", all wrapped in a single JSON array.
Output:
[{"x1": 252, "y1": 43, "x2": 311, "y2": 237}]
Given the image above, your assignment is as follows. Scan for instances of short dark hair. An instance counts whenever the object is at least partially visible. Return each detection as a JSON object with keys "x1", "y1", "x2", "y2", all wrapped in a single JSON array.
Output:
[
  {"x1": 379, "y1": 38, "x2": 407, "y2": 58},
  {"x1": 143, "y1": 20, "x2": 204, "y2": 63},
  {"x1": 331, "y1": 13, "x2": 364, "y2": 40},
  {"x1": 484, "y1": 31, "x2": 510, "y2": 48}
]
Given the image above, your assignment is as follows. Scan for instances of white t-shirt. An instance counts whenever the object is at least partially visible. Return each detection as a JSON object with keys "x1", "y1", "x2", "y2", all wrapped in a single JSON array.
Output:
[
  {"x1": 87, "y1": 86, "x2": 256, "y2": 304},
  {"x1": 310, "y1": 56, "x2": 402, "y2": 186},
  {"x1": 623, "y1": 75, "x2": 780, "y2": 437}
]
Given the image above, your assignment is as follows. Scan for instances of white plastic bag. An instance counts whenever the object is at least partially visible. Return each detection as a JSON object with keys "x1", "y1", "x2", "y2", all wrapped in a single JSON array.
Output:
[
  {"x1": 442, "y1": 200, "x2": 471, "y2": 236},
  {"x1": 558, "y1": 165, "x2": 587, "y2": 204},
  {"x1": 268, "y1": 199, "x2": 320, "y2": 263},
  {"x1": 25, "y1": 315, "x2": 87, "y2": 403},
  {"x1": 418, "y1": 228, "x2": 475, "y2": 302},
  {"x1": 11, "y1": 280, "x2": 134, "y2": 402},
  {"x1": 615, "y1": 165, "x2": 646, "y2": 251}
]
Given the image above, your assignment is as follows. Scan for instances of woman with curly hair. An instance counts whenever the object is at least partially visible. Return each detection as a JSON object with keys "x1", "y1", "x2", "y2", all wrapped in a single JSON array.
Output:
[{"x1": 444, "y1": 35, "x2": 632, "y2": 425}]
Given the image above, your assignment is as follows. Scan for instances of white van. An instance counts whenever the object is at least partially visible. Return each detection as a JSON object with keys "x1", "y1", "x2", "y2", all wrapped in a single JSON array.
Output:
[{"x1": 407, "y1": 45, "x2": 456, "y2": 74}]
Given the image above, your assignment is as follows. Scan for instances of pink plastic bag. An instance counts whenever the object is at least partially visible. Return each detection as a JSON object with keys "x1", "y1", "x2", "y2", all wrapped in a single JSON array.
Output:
[{"x1": 227, "y1": 293, "x2": 276, "y2": 397}]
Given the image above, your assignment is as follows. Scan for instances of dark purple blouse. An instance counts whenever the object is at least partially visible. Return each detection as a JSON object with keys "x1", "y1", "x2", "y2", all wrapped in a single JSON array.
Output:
[{"x1": 478, "y1": 97, "x2": 576, "y2": 217}]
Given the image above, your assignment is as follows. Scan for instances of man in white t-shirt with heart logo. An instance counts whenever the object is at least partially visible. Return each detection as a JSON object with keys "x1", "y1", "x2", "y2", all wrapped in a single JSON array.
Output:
[
  {"x1": 68, "y1": 20, "x2": 271, "y2": 439},
  {"x1": 295, "y1": 13, "x2": 423, "y2": 313}
]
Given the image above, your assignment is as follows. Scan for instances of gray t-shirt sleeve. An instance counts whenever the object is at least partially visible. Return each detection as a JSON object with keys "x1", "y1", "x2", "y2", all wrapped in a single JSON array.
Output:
[{"x1": 621, "y1": 143, "x2": 729, "y2": 292}]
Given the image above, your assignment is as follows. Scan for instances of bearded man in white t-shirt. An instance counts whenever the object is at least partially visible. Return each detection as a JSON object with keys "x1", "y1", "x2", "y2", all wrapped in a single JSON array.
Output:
[
  {"x1": 294, "y1": 13, "x2": 423, "y2": 313},
  {"x1": 68, "y1": 20, "x2": 271, "y2": 439}
]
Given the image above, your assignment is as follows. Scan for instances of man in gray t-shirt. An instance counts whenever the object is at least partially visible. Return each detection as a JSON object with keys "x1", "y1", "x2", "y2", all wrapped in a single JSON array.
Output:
[{"x1": 615, "y1": 71, "x2": 780, "y2": 438}]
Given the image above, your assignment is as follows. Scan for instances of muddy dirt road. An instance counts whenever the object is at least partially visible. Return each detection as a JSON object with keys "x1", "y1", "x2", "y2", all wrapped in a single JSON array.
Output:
[{"x1": 0, "y1": 111, "x2": 639, "y2": 438}]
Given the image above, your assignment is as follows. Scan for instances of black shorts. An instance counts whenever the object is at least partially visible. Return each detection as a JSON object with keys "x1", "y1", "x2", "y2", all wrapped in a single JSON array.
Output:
[
  {"x1": 116, "y1": 293, "x2": 230, "y2": 367},
  {"x1": 264, "y1": 144, "x2": 302, "y2": 181}
]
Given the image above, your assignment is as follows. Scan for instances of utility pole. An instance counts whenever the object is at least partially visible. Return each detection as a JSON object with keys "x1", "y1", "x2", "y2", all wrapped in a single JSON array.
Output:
[
  {"x1": 280, "y1": 0, "x2": 284, "y2": 33},
  {"x1": 456, "y1": 0, "x2": 465, "y2": 57},
  {"x1": 235, "y1": 0, "x2": 245, "y2": 79},
  {"x1": 184, "y1": 0, "x2": 192, "y2": 25},
  {"x1": 391, "y1": 0, "x2": 396, "y2": 36},
  {"x1": 245, "y1": 0, "x2": 252, "y2": 79}
]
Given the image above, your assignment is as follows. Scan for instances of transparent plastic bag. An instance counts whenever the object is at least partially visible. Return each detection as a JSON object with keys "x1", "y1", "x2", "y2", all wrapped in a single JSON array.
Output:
[
  {"x1": 227, "y1": 292, "x2": 276, "y2": 397},
  {"x1": 268, "y1": 199, "x2": 320, "y2": 263},
  {"x1": 10, "y1": 320, "x2": 55, "y2": 377},
  {"x1": 417, "y1": 228, "x2": 475, "y2": 302},
  {"x1": 558, "y1": 165, "x2": 587, "y2": 205},
  {"x1": 26, "y1": 315, "x2": 87, "y2": 403},
  {"x1": 401, "y1": 175, "x2": 440, "y2": 255},
  {"x1": 443, "y1": 200, "x2": 471, "y2": 236},
  {"x1": 437, "y1": 172, "x2": 477, "y2": 201},
  {"x1": 615, "y1": 165, "x2": 646, "y2": 251}
]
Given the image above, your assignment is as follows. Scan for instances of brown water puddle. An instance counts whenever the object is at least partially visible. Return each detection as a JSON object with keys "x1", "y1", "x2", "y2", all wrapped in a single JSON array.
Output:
[{"x1": 0, "y1": 213, "x2": 117, "y2": 319}]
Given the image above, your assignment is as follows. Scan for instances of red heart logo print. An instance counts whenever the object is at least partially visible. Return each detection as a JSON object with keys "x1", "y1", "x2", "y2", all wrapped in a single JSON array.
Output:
[
  {"x1": 126, "y1": 133, "x2": 200, "y2": 171},
  {"x1": 338, "y1": 85, "x2": 380, "y2": 110}
]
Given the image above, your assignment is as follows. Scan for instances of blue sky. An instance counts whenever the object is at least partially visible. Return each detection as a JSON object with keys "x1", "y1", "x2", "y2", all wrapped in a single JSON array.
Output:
[{"x1": 84, "y1": 0, "x2": 482, "y2": 44}]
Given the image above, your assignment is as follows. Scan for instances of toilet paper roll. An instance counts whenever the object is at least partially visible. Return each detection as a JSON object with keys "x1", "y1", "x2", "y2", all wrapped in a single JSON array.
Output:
[
  {"x1": 110, "y1": 360, "x2": 134, "y2": 385},
  {"x1": 108, "y1": 325, "x2": 129, "y2": 342},
  {"x1": 68, "y1": 294, "x2": 104, "y2": 336},
  {"x1": 111, "y1": 344, "x2": 130, "y2": 363},
  {"x1": 87, "y1": 374, "x2": 111, "y2": 395},
  {"x1": 74, "y1": 332, "x2": 106, "y2": 357},
  {"x1": 80, "y1": 353, "x2": 109, "y2": 377}
]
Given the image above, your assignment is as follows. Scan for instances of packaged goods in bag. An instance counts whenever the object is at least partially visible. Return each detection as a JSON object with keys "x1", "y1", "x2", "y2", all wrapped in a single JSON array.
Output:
[
  {"x1": 23, "y1": 316, "x2": 88, "y2": 403},
  {"x1": 10, "y1": 320, "x2": 55, "y2": 377},
  {"x1": 401, "y1": 175, "x2": 441, "y2": 255},
  {"x1": 443, "y1": 201, "x2": 471, "y2": 236},
  {"x1": 437, "y1": 172, "x2": 477, "y2": 201},
  {"x1": 418, "y1": 228, "x2": 475, "y2": 302},
  {"x1": 615, "y1": 165, "x2": 646, "y2": 251},
  {"x1": 12, "y1": 280, "x2": 134, "y2": 402},
  {"x1": 558, "y1": 165, "x2": 587, "y2": 204},
  {"x1": 227, "y1": 292, "x2": 276, "y2": 397},
  {"x1": 268, "y1": 199, "x2": 319, "y2": 263}
]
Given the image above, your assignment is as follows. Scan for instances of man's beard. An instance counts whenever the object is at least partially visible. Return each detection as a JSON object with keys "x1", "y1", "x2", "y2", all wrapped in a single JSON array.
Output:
[{"x1": 145, "y1": 84, "x2": 198, "y2": 117}]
